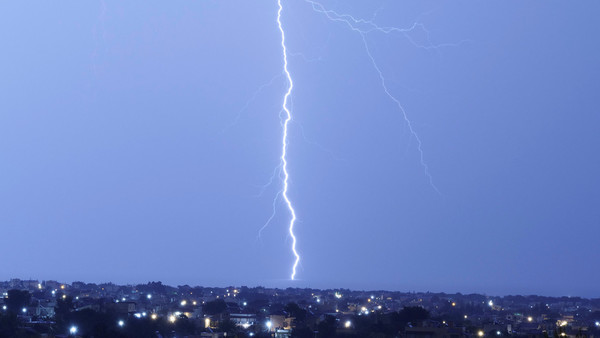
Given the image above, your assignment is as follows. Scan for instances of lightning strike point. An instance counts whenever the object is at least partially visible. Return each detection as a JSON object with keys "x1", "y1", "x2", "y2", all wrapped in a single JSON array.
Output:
[{"x1": 277, "y1": 0, "x2": 300, "y2": 281}]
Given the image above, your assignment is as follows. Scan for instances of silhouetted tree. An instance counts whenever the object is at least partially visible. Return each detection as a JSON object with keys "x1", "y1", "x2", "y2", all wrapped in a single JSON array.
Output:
[
  {"x1": 397, "y1": 306, "x2": 429, "y2": 324},
  {"x1": 53, "y1": 308, "x2": 124, "y2": 337},
  {"x1": 173, "y1": 314, "x2": 197, "y2": 335},
  {"x1": 285, "y1": 302, "x2": 307, "y2": 323},
  {"x1": 317, "y1": 315, "x2": 337, "y2": 337},
  {"x1": 218, "y1": 319, "x2": 239, "y2": 336},
  {"x1": 5, "y1": 289, "x2": 30, "y2": 312},
  {"x1": 137, "y1": 281, "x2": 167, "y2": 294},
  {"x1": 204, "y1": 299, "x2": 227, "y2": 315},
  {"x1": 0, "y1": 311, "x2": 19, "y2": 337},
  {"x1": 291, "y1": 326, "x2": 316, "y2": 338},
  {"x1": 53, "y1": 295, "x2": 75, "y2": 331},
  {"x1": 248, "y1": 298, "x2": 270, "y2": 312}
]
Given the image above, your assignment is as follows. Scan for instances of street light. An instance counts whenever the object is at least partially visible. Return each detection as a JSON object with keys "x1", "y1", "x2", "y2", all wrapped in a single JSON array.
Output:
[
  {"x1": 118, "y1": 320, "x2": 125, "y2": 327},
  {"x1": 69, "y1": 326, "x2": 78, "y2": 335}
]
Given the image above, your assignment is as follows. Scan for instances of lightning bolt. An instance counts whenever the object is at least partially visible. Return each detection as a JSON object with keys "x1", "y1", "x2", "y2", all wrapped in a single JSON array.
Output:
[
  {"x1": 276, "y1": 0, "x2": 300, "y2": 280},
  {"x1": 303, "y1": 0, "x2": 467, "y2": 195},
  {"x1": 266, "y1": 0, "x2": 459, "y2": 280},
  {"x1": 221, "y1": 73, "x2": 284, "y2": 134}
]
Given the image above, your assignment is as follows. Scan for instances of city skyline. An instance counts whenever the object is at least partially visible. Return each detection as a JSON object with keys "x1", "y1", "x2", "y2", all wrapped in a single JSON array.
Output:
[{"x1": 2, "y1": 277, "x2": 598, "y2": 337}]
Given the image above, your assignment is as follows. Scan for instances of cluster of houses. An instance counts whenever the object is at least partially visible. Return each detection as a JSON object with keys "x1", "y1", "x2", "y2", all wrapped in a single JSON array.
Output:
[{"x1": 1, "y1": 278, "x2": 599, "y2": 337}]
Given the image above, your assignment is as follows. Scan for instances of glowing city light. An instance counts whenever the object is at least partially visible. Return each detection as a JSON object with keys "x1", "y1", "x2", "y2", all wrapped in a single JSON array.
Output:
[
  {"x1": 335, "y1": 292, "x2": 342, "y2": 299},
  {"x1": 180, "y1": 300, "x2": 187, "y2": 306},
  {"x1": 478, "y1": 330, "x2": 484, "y2": 337},
  {"x1": 22, "y1": 308, "x2": 27, "y2": 313},
  {"x1": 345, "y1": 320, "x2": 352, "y2": 328},
  {"x1": 169, "y1": 315, "x2": 176, "y2": 323},
  {"x1": 151, "y1": 313, "x2": 158, "y2": 320},
  {"x1": 528, "y1": 316, "x2": 533, "y2": 322},
  {"x1": 596, "y1": 321, "x2": 600, "y2": 327},
  {"x1": 147, "y1": 294, "x2": 152, "y2": 299},
  {"x1": 276, "y1": 0, "x2": 300, "y2": 281},
  {"x1": 134, "y1": 313, "x2": 142, "y2": 319},
  {"x1": 118, "y1": 320, "x2": 125, "y2": 327},
  {"x1": 69, "y1": 326, "x2": 78, "y2": 334},
  {"x1": 266, "y1": 321, "x2": 273, "y2": 329},
  {"x1": 2, "y1": 305, "x2": 6, "y2": 310},
  {"x1": 488, "y1": 300, "x2": 494, "y2": 307}
]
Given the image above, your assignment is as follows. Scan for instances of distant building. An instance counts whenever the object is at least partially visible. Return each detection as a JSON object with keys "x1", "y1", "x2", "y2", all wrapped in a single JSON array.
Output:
[
  {"x1": 270, "y1": 314, "x2": 293, "y2": 331},
  {"x1": 230, "y1": 313, "x2": 256, "y2": 328},
  {"x1": 105, "y1": 301, "x2": 136, "y2": 315}
]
